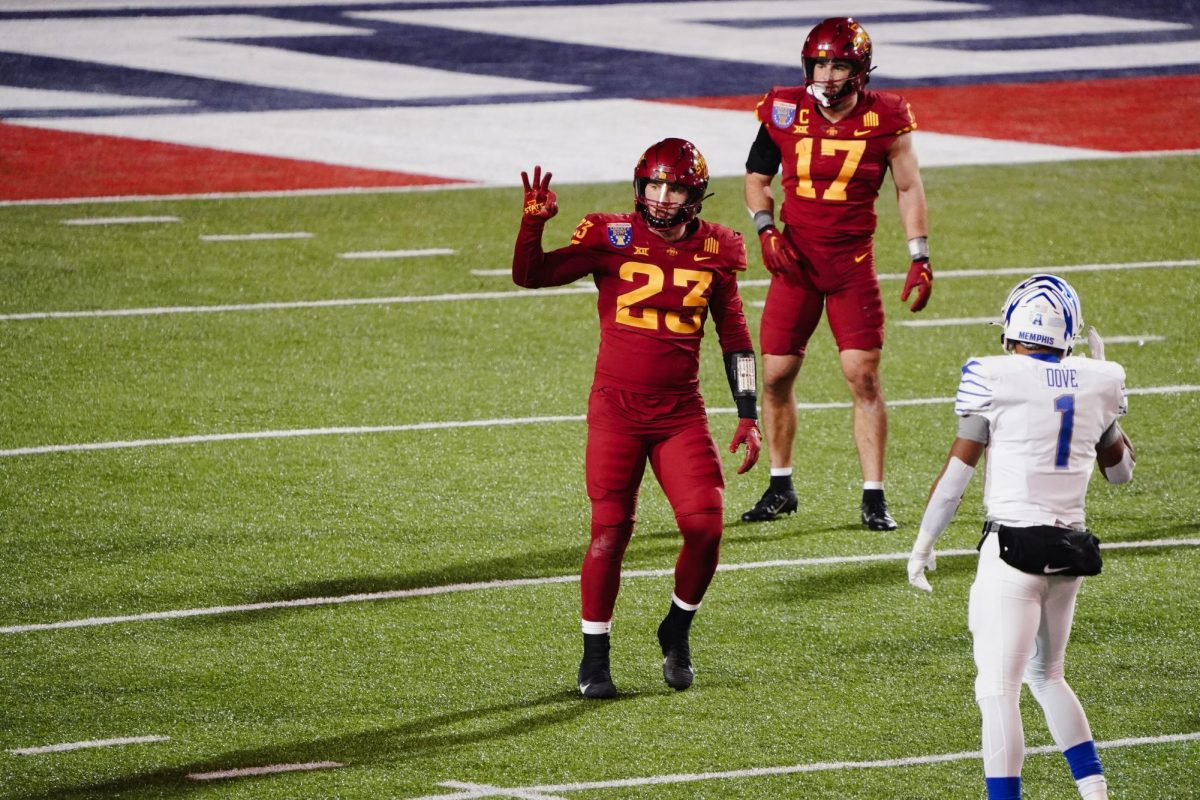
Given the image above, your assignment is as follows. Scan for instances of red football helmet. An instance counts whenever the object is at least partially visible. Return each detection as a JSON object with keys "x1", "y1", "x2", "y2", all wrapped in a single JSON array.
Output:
[
  {"x1": 802, "y1": 17, "x2": 873, "y2": 107},
  {"x1": 633, "y1": 138, "x2": 710, "y2": 229}
]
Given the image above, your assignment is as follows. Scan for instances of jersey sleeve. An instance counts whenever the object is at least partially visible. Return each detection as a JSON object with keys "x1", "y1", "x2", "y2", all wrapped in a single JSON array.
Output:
[
  {"x1": 709, "y1": 259, "x2": 753, "y2": 354},
  {"x1": 511, "y1": 215, "x2": 599, "y2": 289},
  {"x1": 954, "y1": 358, "x2": 994, "y2": 417}
]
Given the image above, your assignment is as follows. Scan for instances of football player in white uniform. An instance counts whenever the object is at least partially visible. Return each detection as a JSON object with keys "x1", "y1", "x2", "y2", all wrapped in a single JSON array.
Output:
[{"x1": 906, "y1": 274, "x2": 1134, "y2": 800}]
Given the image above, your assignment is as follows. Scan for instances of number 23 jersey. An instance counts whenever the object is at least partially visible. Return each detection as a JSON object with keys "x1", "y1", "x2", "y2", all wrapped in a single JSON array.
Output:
[
  {"x1": 519, "y1": 212, "x2": 751, "y2": 395},
  {"x1": 955, "y1": 354, "x2": 1128, "y2": 528}
]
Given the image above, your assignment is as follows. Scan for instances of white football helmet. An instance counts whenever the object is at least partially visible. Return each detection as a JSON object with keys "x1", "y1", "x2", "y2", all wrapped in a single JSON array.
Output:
[{"x1": 999, "y1": 273, "x2": 1083, "y2": 354}]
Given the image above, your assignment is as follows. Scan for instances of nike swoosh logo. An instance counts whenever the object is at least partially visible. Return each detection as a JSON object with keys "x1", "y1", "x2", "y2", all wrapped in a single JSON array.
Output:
[
  {"x1": 693, "y1": 255, "x2": 712, "y2": 261},
  {"x1": 853, "y1": 129, "x2": 871, "y2": 136},
  {"x1": 1043, "y1": 565, "x2": 1071, "y2": 574},
  {"x1": 854, "y1": 252, "x2": 869, "y2": 263}
]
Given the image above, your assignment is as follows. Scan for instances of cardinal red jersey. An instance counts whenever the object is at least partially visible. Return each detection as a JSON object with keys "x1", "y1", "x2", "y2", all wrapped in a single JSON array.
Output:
[
  {"x1": 755, "y1": 87, "x2": 917, "y2": 243},
  {"x1": 513, "y1": 213, "x2": 750, "y2": 395}
]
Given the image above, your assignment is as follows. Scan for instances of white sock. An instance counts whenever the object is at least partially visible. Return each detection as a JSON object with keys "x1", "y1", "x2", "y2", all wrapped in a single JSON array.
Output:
[{"x1": 1077, "y1": 774, "x2": 1108, "y2": 800}]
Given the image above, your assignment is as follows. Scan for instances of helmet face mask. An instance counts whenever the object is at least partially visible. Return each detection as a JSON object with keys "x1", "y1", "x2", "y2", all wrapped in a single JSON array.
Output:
[
  {"x1": 633, "y1": 138, "x2": 710, "y2": 230},
  {"x1": 999, "y1": 274, "x2": 1084, "y2": 355},
  {"x1": 802, "y1": 17, "x2": 873, "y2": 107}
]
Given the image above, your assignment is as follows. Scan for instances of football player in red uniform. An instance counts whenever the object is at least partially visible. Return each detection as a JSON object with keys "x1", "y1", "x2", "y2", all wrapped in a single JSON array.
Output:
[
  {"x1": 741, "y1": 17, "x2": 932, "y2": 531},
  {"x1": 513, "y1": 138, "x2": 761, "y2": 698}
]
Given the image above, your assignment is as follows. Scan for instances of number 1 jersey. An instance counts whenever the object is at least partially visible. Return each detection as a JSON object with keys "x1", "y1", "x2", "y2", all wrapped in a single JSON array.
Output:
[{"x1": 955, "y1": 354, "x2": 1128, "y2": 529}]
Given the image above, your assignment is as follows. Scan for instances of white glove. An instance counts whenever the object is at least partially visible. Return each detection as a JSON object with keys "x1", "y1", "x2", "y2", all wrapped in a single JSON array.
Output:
[
  {"x1": 907, "y1": 535, "x2": 937, "y2": 593},
  {"x1": 1087, "y1": 326, "x2": 1105, "y2": 360}
]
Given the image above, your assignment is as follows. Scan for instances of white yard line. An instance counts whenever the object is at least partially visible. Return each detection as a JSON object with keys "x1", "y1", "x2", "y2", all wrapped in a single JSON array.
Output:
[
  {"x1": 2, "y1": 258, "x2": 1197, "y2": 323},
  {"x1": 3, "y1": 539, "x2": 1196, "y2": 635},
  {"x1": 60, "y1": 215, "x2": 179, "y2": 226},
  {"x1": 0, "y1": 286, "x2": 594, "y2": 322},
  {"x1": 200, "y1": 232, "x2": 313, "y2": 242},
  {"x1": 7, "y1": 735, "x2": 169, "y2": 755},
  {"x1": 410, "y1": 731, "x2": 1200, "y2": 799},
  {"x1": 338, "y1": 248, "x2": 455, "y2": 259},
  {"x1": 1, "y1": 385, "x2": 1194, "y2": 459},
  {"x1": 187, "y1": 760, "x2": 343, "y2": 781}
]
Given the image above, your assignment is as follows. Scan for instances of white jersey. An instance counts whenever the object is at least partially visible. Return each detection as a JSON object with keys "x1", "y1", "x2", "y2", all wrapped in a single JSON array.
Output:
[{"x1": 955, "y1": 353, "x2": 1127, "y2": 529}]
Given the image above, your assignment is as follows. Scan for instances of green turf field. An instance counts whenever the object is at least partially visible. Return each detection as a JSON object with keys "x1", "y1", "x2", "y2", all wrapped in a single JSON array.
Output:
[{"x1": 2, "y1": 156, "x2": 1198, "y2": 799}]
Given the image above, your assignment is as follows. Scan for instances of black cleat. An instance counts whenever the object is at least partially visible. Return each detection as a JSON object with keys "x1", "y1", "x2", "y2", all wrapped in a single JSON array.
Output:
[
  {"x1": 861, "y1": 497, "x2": 898, "y2": 531},
  {"x1": 577, "y1": 658, "x2": 617, "y2": 699},
  {"x1": 657, "y1": 619, "x2": 695, "y2": 691},
  {"x1": 741, "y1": 487, "x2": 799, "y2": 522}
]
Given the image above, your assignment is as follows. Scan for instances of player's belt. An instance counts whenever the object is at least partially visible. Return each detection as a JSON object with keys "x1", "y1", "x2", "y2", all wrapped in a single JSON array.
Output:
[{"x1": 979, "y1": 521, "x2": 1101, "y2": 577}]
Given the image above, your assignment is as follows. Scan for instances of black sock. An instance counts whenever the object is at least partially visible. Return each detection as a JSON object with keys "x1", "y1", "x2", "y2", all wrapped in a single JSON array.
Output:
[
  {"x1": 769, "y1": 473, "x2": 794, "y2": 494},
  {"x1": 661, "y1": 601, "x2": 696, "y2": 640},
  {"x1": 863, "y1": 488, "x2": 885, "y2": 506},
  {"x1": 582, "y1": 632, "x2": 610, "y2": 662}
]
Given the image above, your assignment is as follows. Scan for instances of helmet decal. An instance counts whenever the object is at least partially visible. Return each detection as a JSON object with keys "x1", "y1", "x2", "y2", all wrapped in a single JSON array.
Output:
[{"x1": 999, "y1": 274, "x2": 1084, "y2": 354}]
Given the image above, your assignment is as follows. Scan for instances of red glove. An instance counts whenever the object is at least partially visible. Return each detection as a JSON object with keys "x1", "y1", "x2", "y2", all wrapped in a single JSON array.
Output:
[
  {"x1": 730, "y1": 418, "x2": 762, "y2": 475},
  {"x1": 901, "y1": 259, "x2": 933, "y2": 312},
  {"x1": 520, "y1": 166, "x2": 558, "y2": 222},
  {"x1": 758, "y1": 225, "x2": 800, "y2": 280}
]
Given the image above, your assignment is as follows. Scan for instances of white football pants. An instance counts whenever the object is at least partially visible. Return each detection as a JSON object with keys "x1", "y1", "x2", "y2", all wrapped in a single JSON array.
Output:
[{"x1": 969, "y1": 532, "x2": 1097, "y2": 778}]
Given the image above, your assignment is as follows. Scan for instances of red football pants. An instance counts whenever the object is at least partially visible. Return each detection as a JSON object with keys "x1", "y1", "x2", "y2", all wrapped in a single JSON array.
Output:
[
  {"x1": 759, "y1": 233, "x2": 885, "y2": 356},
  {"x1": 581, "y1": 389, "x2": 725, "y2": 623}
]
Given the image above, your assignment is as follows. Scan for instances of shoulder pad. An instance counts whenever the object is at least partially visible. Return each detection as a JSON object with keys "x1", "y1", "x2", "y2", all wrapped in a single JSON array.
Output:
[
  {"x1": 758, "y1": 86, "x2": 806, "y2": 127},
  {"x1": 863, "y1": 91, "x2": 918, "y2": 134},
  {"x1": 954, "y1": 358, "x2": 995, "y2": 416},
  {"x1": 693, "y1": 222, "x2": 748, "y2": 272}
]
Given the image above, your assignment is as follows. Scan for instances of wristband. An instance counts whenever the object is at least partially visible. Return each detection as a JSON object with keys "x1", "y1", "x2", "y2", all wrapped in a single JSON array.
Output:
[
  {"x1": 752, "y1": 210, "x2": 775, "y2": 234},
  {"x1": 724, "y1": 350, "x2": 758, "y2": 420},
  {"x1": 907, "y1": 236, "x2": 929, "y2": 261},
  {"x1": 1102, "y1": 446, "x2": 1134, "y2": 484}
]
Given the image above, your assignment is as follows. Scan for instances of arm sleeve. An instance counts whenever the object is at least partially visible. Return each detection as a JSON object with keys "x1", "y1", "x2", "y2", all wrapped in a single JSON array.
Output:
[
  {"x1": 912, "y1": 455, "x2": 977, "y2": 556},
  {"x1": 512, "y1": 219, "x2": 595, "y2": 288},
  {"x1": 745, "y1": 124, "x2": 782, "y2": 176}
]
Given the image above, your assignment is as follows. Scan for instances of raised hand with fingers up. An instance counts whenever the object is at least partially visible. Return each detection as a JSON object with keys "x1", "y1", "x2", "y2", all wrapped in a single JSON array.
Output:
[{"x1": 521, "y1": 166, "x2": 558, "y2": 222}]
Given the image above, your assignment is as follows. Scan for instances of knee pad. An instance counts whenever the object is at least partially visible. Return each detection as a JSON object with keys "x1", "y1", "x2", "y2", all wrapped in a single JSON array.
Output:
[
  {"x1": 590, "y1": 491, "x2": 635, "y2": 529},
  {"x1": 673, "y1": 486, "x2": 723, "y2": 519},
  {"x1": 676, "y1": 510, "x2": 723, "y2": 550},
  {"x1": 975, "y1": 676, "x2": 1023, "y2": 703},
  {"x1": 589, "y1": 494, "x2": 635, "y2": 561}
]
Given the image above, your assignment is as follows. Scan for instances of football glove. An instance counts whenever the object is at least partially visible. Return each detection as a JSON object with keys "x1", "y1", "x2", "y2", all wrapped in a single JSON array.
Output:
[
  {"x1": 907, "y1": 534, "x2": 937, "y2": 593},
  {"x1": 730, "y1": 418, "x2": 761, "y2": 475},
  {"x1": 520, "y1": 166, "x2": 558, "y2": 221},
  {"x1": 758, "y1": 225, "x2": 800, "y2": 280},
  {"x1": 1087, "y1": 326, "x2": 1106, "y2": 360},
  {"x1": 901, "y1": 259, "x2": 933, "y2": 312}
]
